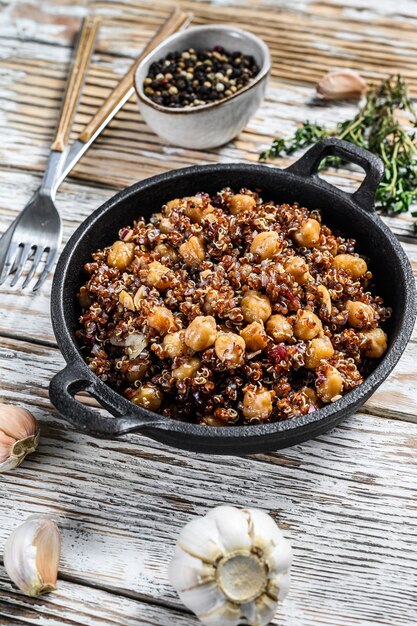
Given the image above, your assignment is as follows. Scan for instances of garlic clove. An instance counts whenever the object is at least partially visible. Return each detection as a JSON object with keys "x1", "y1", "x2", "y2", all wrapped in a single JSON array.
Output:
[
  {"x1": 269, "y1": 571, "x2": 291, "y2": 603},
  {"x1": 178, "y1": 581, "x2": 227, "y2": 616},
  {"x1": 0, "y1": 405, "x2": 37, "y2": 440},
  {"x1": 168, "y1": 548, "x2": 215, "y2": 591},
  {"x1": 247, "y1": 508, "x2": 284, "y2": 552},
  {"x1": 0, "y1": 404, "x2": 39, "y2": 473},
  {"x1": 178, "y1": 518, "x2": 223, "y2": 562},
  {"x1": 266, "y1": 539, "x2": 293, "y2": 573},
  {"x1": 4, "y1": 517, "x2": 61, "y2": 596},
  {"x1": 316, "y1": 69, "x2": 367, "y2": 100},
  {"x1": 0, "y1": 433, "x2": 18, "y2": 465},
  {"x1": 251, "y1": 593, "x2": 278, "y2": 626},
  {"x1": 206, "y1": 505, "x2": 251, "y2": 552},
  {"x1": 199, "y1": 600, "x2": 241, "y2": 626}
]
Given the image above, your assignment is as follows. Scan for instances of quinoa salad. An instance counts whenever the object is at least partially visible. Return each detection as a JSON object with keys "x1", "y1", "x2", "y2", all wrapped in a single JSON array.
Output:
[{"x1": 76, "y1": 189, "x2": 391, "y2": 426}]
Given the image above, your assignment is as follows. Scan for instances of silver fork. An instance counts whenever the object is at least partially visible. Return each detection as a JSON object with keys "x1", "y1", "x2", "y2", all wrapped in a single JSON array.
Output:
[
  {"x1": 0, "y1": 9, "x2": 191, "y2": 293},
  {"x1": 0, "y1": 16, "x2": 100, "y2": 292},
  {"x1": 0, "y1": 154, "x2": 63, "y2": 291}
]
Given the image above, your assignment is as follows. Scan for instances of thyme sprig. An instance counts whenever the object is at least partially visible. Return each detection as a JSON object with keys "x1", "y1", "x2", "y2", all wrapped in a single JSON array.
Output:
[{"x1": 260, "y1": 75, "x2": 417, "y2": 228}]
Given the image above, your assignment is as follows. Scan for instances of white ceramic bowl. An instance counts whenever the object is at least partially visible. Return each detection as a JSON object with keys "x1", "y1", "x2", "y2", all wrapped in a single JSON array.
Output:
[{"x1": 134, "y1": 25, "x2": 271, "y2": 150}]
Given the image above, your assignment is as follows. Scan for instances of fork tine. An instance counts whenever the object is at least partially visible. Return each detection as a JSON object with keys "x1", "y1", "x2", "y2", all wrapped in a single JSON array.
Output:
[
  {"x1": 22, "y1": 246, "x2": 44, "y2": 289},
  {"x1": 0, "y1": 242, "x2": 19, "y2": 285},
  {"x1": 32, "y1": 247, "x2": 58, "y2": 293},
  {"x1": 10, "y1": 243, "x2": 33, "y2": 287}
]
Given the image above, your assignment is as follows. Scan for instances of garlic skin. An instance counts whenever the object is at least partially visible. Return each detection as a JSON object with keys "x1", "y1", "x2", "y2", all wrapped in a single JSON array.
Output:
[
  {"x1": 169, "y1": 506, "x2": 292, "y2": 626},
  {"x1": 0, "y1": 404, "x2": 39, "y2": 472},
  {"x1": 317, "y1": 69, "x2": 367, "y2": 100},
  {"x1": 4, "y1": 517, "x2": 61, "y2": 596}
]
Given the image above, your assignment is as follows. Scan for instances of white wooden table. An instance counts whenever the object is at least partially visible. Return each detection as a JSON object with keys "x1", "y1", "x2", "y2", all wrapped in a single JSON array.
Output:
[{"x1": 0, "y1": 1, "x2": 416, "y2": 624}]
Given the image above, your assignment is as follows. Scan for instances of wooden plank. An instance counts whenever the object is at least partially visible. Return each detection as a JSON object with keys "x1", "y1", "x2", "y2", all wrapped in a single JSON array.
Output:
[
  {"x1": 1, "y1": 6, "x2": 417, "y2": 236},
  {"x1": 0, "y1": 569, "x2": 196, "y2": 626},
  {"x1": 0, "y1": 336, "x2": 416, "y2": 624}
]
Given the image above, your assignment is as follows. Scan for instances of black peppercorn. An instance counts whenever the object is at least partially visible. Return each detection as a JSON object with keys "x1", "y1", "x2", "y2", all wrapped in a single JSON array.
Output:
[{"x1": 143, "y1": 46, "x2": 259, "y2": 109}]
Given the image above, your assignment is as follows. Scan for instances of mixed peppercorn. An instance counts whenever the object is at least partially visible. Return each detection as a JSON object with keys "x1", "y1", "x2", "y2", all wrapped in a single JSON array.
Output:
[
  {"x1": 77, "y1": 188, "x2": 390, "y2": 426},
  {"x1": 143, "y1": 46, "x2": 260, "y2": 108}
]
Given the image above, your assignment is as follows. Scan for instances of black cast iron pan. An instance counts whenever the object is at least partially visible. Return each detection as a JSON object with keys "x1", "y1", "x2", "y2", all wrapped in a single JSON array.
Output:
[{"x1": 49, "y1": 138, "x2": 416, "y2": 454}]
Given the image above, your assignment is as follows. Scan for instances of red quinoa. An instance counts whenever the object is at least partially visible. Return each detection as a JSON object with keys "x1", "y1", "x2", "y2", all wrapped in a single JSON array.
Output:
[{"x1": 76, "y1": 188, "x2": 391, "y2": 426}]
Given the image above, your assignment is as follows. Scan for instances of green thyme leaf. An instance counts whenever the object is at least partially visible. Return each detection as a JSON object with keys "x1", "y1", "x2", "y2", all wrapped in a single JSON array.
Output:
[{"x1": 260, "y1": 75, "x2": 417, "y2": 229}]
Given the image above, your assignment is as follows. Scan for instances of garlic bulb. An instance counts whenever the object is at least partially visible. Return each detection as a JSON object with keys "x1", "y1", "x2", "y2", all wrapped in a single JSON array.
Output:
[
  {"x1": 0, "y1": 404, "x2": 39, "y2": 472},
  {"x1": 317, "y1": 69, "x2": 367, "y2": 100},
  {"x1": 4, "y1": 517, "x2": 61, "y2": 596},
  {"x1": 169, "y1": 506, "x2": 292, "y2": 626}
]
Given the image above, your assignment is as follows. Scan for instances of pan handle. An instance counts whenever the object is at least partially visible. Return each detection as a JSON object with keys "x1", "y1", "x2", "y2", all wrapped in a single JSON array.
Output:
[
  {"x1": 49, "y1": 362, "x2": 166, "y2": 438},
  {"x1": 285, "y1": 137, "x2": 384, "y2": 213}
]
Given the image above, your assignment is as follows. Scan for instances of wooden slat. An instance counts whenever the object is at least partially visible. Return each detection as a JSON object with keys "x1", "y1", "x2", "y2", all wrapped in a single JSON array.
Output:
[
  {"x1": 1, "y1": 2, "x2": 417, "y2": 236},
  {"x1": 0, "y1": 337, "x2": 416, "y2": 625},
  {"x1": 0, "y1": 569, "x2": 196, "y2": 626}
]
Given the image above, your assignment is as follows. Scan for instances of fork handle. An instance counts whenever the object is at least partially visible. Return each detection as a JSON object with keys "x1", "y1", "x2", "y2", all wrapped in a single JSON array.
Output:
[
  {"x1": 77, "y1": 9, "x2": 191, "y2": 144},
  {"x1": 51, "y1": 16, "x2": 100, "y2": 152}
]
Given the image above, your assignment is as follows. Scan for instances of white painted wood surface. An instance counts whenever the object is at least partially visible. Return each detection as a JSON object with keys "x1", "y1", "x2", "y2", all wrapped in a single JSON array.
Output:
[{"x1": 0, "y1": 0, "x2": 417, "y2": 625}]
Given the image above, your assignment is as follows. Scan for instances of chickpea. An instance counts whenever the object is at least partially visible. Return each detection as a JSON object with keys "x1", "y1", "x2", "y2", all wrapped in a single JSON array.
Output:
[
  {"x1": 144, "y1": 261, "x2": 173, "y2": 291},
  {"x1": 162, "y1": 331, "x2": 189, "y2": 359},
  {"x1": 147, "y1": 306, "x2": 175, "y2": 335},
  {"x1": 362, "y1": 327, "x2": 387, "y2": 358},
  {"x1": 240, "y1": 322, "x2": 268, "y2": 351},
  {"x1": 179, "y1": 236, "x2": 205, "y2": 267},
  {"x1": 293, "y1": 310, "x2": 323, "y2": 340},
  {"x1": 154, "y1": 243, "x2": 178, "y2": 263},
  {"x1": 215, "y1": 332, "x2": 246, "y2": 367},
  {"x1": 132, "y1": 385, "x2": 163, "y2": 411},
  {"x1": 293, "y1": 218, "x2": 321, "y2": 248},
  {"x1": 333, "y1": 254, "x2": 367, "y2": 279},
  {"x1": 200, "y1": 415, "x2": 225, "y2": 427},
  {"x1": 229, "y1": 194, "x2": 256, "y2": 214},
  {"x1": 242, "y1": 387, "x2": 274, "y2": 422},
  {"x1": 172, "y1": 357, "x2": 201, "y2": 381},
  {"x1": 285, "y1": 256, "x2": 311, "y2": 284},
  {"x1": 204, "y1": 289, "x2": 220, "y2": 315},
  {"x1": 184, "y1": 196, "x2": 214, "y2": 224},
  {"x1": 107, "y1": 241, "x2": 135, "y2": 270},
  {"x1": 78, "y1": 288, "x2": 91, "y2": 309},
  {"x1": 316, "y1": 365, "x2": 343, "y2": 403},
  {"x1": 250, "y1": 231, "x2": 281, "y2": 260},
  {"x1": 241, "y1": 290, "x2": 272, "y2": 324},
  {"x1": 302, "y1": 386, "x2": 320, "y2": 409},
  {"x1": 266, "y1": 314, "x2": 293, "y2": 342},
  {"x1": 184, "y1": 315, "x2": 217, "y2": 351},
  {"x1": 165, "y1": 198, "x2": 182, "y2": 211},
  {"x1": 240, "y1": 263, "x2": 253, "y2": 281},
  {"x1": 160, "y1": 217, "x2": 174, "y2": 233},
  {"x1": 304, "y1": 336, "x2": 334, "y2": 369},
  {"x1": 346, "y1": 300, "x2": 375, "y2": 329},
  {"x1": 317, "y1": 284, "x2": 332, "y2": 314},
  {"x1": 125, "y1": 359, "x2": 149, "y2": 384}
]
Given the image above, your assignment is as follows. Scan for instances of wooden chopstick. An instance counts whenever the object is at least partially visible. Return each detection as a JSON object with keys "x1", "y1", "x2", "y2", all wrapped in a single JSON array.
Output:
[{"x1": 51, "y1": 16, "x2": 101, "y2": 152}]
